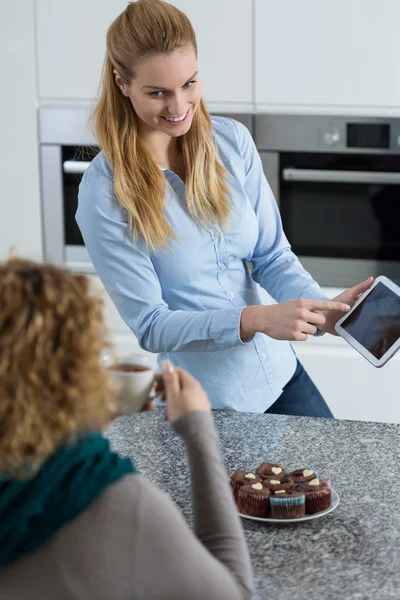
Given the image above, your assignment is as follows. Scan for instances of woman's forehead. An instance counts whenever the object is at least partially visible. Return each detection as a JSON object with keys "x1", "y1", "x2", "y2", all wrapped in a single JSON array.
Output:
[{"x1": 135, "y1": 47, "x2": 197, "y2": 89}]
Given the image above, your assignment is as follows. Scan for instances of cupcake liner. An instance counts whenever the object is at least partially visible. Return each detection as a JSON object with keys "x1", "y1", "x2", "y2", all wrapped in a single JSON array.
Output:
[
  {"x1": 270, "y1": 495, "x2": 305, "y2": 519},
  {"x1": 237, "y1": 491, "x2": 270, "y2": 517},
  {"x1": 230, "y1": 479, "x2": 241, "y2": 502},
  {"x1": 304, "y1": 487, "x2": 332, "y2": 514}
]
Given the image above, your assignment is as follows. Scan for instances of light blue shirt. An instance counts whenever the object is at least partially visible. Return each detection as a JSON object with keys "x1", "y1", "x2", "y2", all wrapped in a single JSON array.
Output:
[{"x1": 77, "y1": 117, "x2": 327, "y2": 413}]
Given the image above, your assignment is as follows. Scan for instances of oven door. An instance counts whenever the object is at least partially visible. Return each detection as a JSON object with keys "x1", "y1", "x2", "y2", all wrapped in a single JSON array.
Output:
[
  {"x1": 277, "y1": 152, "x2": 400, "y2": 287},
  {"x1": 40, "y1": 145, "x2": 98, "y2": 272}
]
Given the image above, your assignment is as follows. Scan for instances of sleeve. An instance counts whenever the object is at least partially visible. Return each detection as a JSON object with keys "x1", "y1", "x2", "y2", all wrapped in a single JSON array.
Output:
[
  {"x1": 76, "y1": 172, "x2": 248, "y2": 353},
  {"x1": 231, "y1": 119, "x2": 328, "y2": 304},
  {"x1": 133, "y1": 413, "x2": 252, "y2": 600}
]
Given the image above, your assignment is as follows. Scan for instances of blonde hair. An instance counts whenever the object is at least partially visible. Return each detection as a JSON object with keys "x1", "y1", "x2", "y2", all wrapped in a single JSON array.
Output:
[
  {"x1": 92, "y1": 0, "x2": 231, "y2": 252},
  {"x1": 0, "y1": 258, "x2": 116, "y2": 476}
]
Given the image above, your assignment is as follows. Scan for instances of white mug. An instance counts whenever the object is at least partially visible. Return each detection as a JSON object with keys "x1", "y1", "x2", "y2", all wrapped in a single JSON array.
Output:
[{"x1": 108, "y1": 355, "x2": 161, "y2": 414}]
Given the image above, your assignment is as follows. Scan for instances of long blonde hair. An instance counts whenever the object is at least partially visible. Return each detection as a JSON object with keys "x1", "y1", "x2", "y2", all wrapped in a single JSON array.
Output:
[{"x1": 92, "y1": 0, "x2": 231, "y2": 252}]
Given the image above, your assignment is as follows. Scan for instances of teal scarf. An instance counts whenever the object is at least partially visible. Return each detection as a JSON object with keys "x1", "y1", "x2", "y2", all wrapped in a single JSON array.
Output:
[{"x1": 0, "y1": 432, "x2": 135, "y2": 566}]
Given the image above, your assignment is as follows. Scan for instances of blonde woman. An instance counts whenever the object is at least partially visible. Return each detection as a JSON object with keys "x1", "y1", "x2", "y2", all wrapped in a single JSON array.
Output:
[
  {"x1": 0, "y1": 258, "x2": 252, "y2": 599},
  {"x1": 77, "y1": 0, "x2": 372, "y2": 417}
]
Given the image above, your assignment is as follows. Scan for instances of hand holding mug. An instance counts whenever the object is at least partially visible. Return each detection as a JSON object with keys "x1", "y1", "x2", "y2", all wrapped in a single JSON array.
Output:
[{"x1": 109, "y1": 355, "x2": 161, "y2": 414}]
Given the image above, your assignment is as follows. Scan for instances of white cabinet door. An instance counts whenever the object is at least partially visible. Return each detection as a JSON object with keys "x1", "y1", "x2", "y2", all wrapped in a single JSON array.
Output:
[
  {"x1": 171, "y1": 0, "x2": 252, "y2": 105},
  {"x1": 36, "y1": 0, "x2": 252, "y2": 106},
  {"x1": 0, "y1": 0, "x2": 42, "y2": 261},
  {"x1": 36, "y1": 0, "x2": 127, "y2": 100},
  {"x1": 294, "y1": 340, "x2": 400, "y2": 423},
  {"x1": 255, "y1": 0, "x2": 400, "y2": 115}
]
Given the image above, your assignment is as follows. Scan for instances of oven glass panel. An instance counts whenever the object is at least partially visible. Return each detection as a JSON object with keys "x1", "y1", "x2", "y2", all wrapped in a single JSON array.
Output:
[
  {"x1": 280, "y1": 153, "x2": 400, "y2": 262},
  {"x1": 62, "y1": 146, "x2": 100, "y2": 245}
]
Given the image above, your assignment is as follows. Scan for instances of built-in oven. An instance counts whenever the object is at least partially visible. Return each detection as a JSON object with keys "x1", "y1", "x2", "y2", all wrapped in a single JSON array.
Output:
[
  {"x1": 256, "y1": 115, "x2": 400, "y2": 288},
  {"x1": 39, "y1": 107, "x2": 99, "y2": 271},
  {"x1": 38, "y1": 107, "x2": 254, "y2": 272}
]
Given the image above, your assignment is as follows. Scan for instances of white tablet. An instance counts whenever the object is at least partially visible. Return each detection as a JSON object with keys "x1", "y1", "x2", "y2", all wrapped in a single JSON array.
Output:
[{"x1": 334, "y1": 275, "x2": 400, "y2": 368}]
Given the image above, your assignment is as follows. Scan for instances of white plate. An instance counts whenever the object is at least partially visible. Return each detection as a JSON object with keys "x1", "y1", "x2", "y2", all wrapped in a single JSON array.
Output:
[{"x1": 238, "y1": 488, "x2": 340, "y2": 524}]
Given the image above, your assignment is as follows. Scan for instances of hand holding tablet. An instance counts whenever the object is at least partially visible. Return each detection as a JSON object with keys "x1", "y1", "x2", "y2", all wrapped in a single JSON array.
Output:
[{"x1": 334, "y1": 276, "x2": 400, "y2": 367}]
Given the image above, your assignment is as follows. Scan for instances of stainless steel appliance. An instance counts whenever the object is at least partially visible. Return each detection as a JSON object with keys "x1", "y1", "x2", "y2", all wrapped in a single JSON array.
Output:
[
  {"x1": 256, "y1": 115, "x2": 400, "y2": 287},
  {"x1": 38, "y1": 106, "x2": 253, "y2": 272}
]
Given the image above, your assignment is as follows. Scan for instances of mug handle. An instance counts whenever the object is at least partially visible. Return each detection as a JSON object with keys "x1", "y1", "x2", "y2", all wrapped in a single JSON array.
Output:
[{"x1": 148, "y1": 372, "x2": 165, "y2": 402}]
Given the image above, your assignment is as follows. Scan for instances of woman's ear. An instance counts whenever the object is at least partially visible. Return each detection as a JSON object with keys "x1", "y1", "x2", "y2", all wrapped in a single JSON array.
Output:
[{"x1": 113, "y1": 69, "x2": 129, "y2": 96}]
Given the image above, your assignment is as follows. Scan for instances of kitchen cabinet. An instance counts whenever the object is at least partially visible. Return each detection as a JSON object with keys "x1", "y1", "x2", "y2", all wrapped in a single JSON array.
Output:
[
  {"x1": 0, "y1": 0, "x2": 42, "y2": 261},
  {"x1": 255, "y1": 0, "x2": 400, "y2": 115},
  {"x1": 35, "y1": 0, "x2": 252, "y2": 107}
]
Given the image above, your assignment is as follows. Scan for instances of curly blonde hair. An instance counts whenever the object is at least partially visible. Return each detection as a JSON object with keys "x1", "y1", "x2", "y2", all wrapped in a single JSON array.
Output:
[{"x1": 0, "y1": 258, "x2": 116, "y2": 476}]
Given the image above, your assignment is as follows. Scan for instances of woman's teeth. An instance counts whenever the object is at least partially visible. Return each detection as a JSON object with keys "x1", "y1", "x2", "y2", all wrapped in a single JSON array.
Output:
[{"x1": 165, "y1": 111, "x2": 188, "y2": 122}]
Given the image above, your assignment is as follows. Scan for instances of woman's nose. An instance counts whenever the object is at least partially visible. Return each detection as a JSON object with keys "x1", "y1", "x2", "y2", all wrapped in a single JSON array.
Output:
[{"x1": 167, "y1": 92, "x2": 187, "y2": 117}]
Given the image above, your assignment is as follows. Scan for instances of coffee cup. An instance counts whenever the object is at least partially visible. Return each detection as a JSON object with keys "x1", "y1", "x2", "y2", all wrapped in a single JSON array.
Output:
[{"x1": 108, "y1": 355, "x2": 161, "y2": 414}]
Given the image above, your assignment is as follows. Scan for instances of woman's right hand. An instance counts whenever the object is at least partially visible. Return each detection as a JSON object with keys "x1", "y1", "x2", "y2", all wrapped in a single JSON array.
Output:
[
  {"x1": 240, "y1": 299, "x2": 350, "y2": 342},
  {"x1": 162, "y1": 361, "x2": 211, "y2": 423}
]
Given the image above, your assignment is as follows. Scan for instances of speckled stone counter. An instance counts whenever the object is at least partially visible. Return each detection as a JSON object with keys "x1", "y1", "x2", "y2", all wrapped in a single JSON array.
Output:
[{"x1": 105, "y1": 409, "x2": 400, "y2": 600}]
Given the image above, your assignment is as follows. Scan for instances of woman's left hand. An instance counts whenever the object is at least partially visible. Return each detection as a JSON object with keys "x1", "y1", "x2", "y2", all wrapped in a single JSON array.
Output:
[{"x1": 318, "y1": 277, "x2": 374, "y2": 335}]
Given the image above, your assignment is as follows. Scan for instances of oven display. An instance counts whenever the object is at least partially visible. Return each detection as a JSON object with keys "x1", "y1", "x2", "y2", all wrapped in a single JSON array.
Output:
[{"x1": 347, "y1": 123, "x2": 390, "y2": 149}]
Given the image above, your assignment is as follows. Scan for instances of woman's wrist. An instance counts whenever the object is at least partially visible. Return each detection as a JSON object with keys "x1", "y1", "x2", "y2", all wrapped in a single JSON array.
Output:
[{"x1": 240, "y1": 305, "x2": 266, "y2": 340}]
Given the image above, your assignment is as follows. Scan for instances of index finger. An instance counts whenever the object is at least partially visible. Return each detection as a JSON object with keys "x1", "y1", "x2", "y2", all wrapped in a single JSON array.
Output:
[{"x1": 308, "y1": 300, "x2": 350, "y2": 312}]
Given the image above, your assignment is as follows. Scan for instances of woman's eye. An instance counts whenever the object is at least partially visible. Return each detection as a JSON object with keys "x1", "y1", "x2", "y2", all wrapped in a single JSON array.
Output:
[
  {"x1": 183, "y1": 80, "x2": 196, "y2": 88},
  {"x1": 149, "y1": 90, "x2": 165, "y2": 98}
]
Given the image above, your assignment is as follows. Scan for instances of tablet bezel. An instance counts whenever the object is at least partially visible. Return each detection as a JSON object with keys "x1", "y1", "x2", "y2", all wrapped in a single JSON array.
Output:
[{"x1": 334, "y1": 275, "x2": 400, "y2": 368}]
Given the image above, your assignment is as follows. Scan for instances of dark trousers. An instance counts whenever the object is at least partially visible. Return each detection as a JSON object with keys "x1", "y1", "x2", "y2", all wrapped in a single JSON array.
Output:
[{"x1": 265, "y1": 360, "x2": 333, "y2": 418}]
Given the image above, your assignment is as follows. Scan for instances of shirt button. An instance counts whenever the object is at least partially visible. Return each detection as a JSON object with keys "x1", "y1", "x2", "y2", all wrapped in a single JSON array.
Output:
[
  {"x1": 220, "y1": 265, "x2": 226, "y2": 272},
  {"x1": 260, "y1": 352, "x2": 266, "y2": 360},
  {"x1": 228, "y1": 291, "x2": 235, "y2": 299}
]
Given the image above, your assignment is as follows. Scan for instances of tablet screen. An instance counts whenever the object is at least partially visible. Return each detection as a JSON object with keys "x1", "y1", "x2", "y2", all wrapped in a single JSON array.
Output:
[{"x1": 341, "y1": 282, "x2": 400, "y2": 359}]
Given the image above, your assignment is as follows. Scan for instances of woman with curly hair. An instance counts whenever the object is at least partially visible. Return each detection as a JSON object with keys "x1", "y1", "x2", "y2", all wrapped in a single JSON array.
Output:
[{"x1": 0, "y1": 258, "x2": 252, "y2": 599}]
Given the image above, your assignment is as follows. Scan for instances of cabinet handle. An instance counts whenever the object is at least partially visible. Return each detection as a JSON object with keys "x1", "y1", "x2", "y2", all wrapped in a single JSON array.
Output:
[
  {"x1": 283, "y1": 168, "x2": 400, "y2": 185},
  {"x1": 63, "y1": 160, "x2": 91, "y2": 174}
]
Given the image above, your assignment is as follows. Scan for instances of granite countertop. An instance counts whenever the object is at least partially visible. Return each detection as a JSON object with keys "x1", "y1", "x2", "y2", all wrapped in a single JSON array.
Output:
[{"x1": 105, "y1": 409, "x2": 400, "y2": 600}]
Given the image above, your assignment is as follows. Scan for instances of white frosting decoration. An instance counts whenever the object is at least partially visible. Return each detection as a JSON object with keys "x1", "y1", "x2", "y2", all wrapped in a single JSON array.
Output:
[
  {"x1": 271, "y1": 467, "x2": 282, "y2": 475},
  {"x1": 251, "y1": 483, "x2": 263, "y2": 491},
  {"x1": 269, "y1": 479, "x2": 281, "y2": 485},
  {"x1": 303, "y1": 469, "x2": 314, "y2": 477},
  {"x1": 245, "y1": 473, "x2": 256, "y2": 480},
  {"x1": 274, "y1": 490, "x2": 286, "y2": 494},
  {"x1": 309, "y1": 478, "x2": 320, "y2": 487}
]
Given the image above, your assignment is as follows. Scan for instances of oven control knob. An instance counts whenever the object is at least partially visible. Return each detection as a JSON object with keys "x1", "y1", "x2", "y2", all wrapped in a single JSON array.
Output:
[{"x1": 323, "y1": 131, "x2": 340, "y2": 146}]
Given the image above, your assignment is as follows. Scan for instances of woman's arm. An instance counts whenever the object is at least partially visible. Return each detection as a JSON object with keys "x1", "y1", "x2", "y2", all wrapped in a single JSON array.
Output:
[
  {"x1": 132, "y1": 412, "x2": 252, "y2": 600},
  {"x1": 77, "y1": 172, "x2": 248, "y2": 353}
]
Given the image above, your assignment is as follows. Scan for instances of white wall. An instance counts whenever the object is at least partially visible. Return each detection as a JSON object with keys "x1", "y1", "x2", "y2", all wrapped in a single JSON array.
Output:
[{"x1": 0, "y1": 0, "x2": 42, "y2": 261}]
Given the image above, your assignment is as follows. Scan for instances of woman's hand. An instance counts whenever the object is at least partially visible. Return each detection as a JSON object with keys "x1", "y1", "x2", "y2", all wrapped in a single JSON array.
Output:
[
  {"x1": 240, "y1": 299, "x2": 350, "y2": 342},
  {"x1": 318, "y1": 277, "x2": 374, "y2": 335},
  {"x1": 162, "y1": 361, "x2": 211, "y2": 423}
]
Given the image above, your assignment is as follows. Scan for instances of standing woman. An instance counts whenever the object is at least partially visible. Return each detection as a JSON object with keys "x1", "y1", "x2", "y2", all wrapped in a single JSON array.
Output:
[{"x1": 77, "y1": 0, "x2": 372, "y2": 416}]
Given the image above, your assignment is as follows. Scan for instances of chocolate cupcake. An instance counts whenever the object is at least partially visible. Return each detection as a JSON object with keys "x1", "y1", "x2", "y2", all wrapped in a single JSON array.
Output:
[
  {"x1": 230, "y1": 471, "x2": 262, "y2": 501},
  {"x1": 289, "y1": 468, "x2": 317, "y2": 484},
  {"x1": 297, "y1": 478, "x2": 332, "y2": 514},
  {"x1": 270, "y1": 489, "x2": 306, "y2": 519},
  {"x1": 262, "y1": 474, "x2": 294, "y2": 492},
  {"x1": 237, "y1": 482, "x2": 271, "y2": 518},
  {"x1": 255, "y1": 462, "x2": 286, "y2": 481}
]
